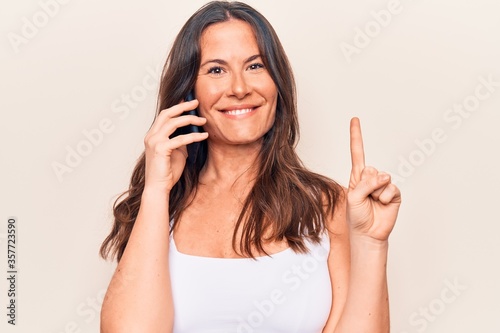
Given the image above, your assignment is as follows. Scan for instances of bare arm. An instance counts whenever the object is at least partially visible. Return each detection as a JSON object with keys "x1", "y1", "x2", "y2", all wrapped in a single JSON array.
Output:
[
  {"x1": 324, "y1": 118, "x2": 401, "y2": 333},
  {"x1": 322, "y1": 190, "x2": 350, "y2": 332},
  {"x1": 100, "y1": 188, "x2": 174, "y2": 333},
  {"x1": 334, "y1": 236, "x2": 390, "y2": 332},
  {"x1": 100, "y1": 100, "x2": 208, "y2": 333}
]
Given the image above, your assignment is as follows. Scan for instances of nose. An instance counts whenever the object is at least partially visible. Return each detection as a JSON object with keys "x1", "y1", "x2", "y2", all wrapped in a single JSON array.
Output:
[{"x1": 228, "y1": 72, "x2": 251, "y2": 99}]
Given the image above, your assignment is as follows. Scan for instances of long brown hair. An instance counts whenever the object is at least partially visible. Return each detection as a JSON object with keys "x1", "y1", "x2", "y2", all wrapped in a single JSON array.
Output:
[{"x1": 100, "y1": 1, "x2": 342, "y2": 261}]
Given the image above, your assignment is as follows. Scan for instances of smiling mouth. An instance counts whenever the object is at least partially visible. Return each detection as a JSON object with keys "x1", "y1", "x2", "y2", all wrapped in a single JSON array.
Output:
[{"x1": 222, "y1": 108, "x2": 254, "y2": 116}]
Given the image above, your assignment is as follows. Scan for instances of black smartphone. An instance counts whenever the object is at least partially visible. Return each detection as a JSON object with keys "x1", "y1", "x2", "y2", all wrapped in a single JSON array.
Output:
[{"x1": 170, "y1": 91, "x2": 203, "y2": 138}]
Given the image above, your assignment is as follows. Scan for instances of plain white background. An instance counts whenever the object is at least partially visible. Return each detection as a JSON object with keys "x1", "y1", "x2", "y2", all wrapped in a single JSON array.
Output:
[{"x1": 1, "y1": 0, "x2": 499, "y2": 332}]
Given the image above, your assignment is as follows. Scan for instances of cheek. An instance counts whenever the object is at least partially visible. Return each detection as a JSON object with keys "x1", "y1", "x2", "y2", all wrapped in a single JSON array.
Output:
[
  {"x1": 268, "y1": 88, "x2": 278, "y2": 113},
  {"x1": 267, "y1": 90, "x2": 278, "y2": 129},
  {"x1": 195, "y1": 81, "x2": 224, "y2": 114},
  {"x1": 263, "y1": 78, "x2": 278, "y2": 103}
]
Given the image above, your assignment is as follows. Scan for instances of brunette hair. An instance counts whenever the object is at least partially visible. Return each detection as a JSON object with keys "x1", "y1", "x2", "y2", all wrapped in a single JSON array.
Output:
[{"x1": 100, "y1": 1, "x2": 342, "y2": 261}]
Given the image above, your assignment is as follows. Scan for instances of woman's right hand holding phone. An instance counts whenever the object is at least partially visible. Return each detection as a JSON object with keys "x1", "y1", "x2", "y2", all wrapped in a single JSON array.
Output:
[{"x1": 143, "y1": 99, "x2": 208, "y2": 191}]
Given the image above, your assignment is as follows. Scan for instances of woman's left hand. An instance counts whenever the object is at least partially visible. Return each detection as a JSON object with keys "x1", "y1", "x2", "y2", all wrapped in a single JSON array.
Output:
[{"x1": 346, "y1": 117, "x2": 402, "y2": 241}]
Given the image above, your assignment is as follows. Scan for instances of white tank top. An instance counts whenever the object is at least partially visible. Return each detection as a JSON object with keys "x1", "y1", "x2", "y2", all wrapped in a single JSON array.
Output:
[{"x1": 169, "y1": 232, "x2": 332, "y2": 333}]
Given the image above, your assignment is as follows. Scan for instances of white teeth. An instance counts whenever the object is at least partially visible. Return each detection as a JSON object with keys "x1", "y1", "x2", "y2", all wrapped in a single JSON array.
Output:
[{"x1": 224, "y1": 108, "x2": 253, "y2": 115}]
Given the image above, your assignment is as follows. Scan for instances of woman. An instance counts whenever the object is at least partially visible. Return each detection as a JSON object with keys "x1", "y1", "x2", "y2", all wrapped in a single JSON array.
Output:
[{"x1": 100, "y1": 1, "x2": 401, "y2": 332}]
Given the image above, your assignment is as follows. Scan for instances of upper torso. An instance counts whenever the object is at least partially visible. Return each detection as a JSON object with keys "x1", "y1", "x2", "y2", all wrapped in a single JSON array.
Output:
[{"x1": 169, "y1": 176, "x2": 334, "y2": 332}]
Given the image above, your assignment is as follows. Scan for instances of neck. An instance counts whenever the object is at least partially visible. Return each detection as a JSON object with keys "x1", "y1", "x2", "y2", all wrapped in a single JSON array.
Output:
[{"x1": 200, "y1": 140, "x2": 262, "y2": 188}]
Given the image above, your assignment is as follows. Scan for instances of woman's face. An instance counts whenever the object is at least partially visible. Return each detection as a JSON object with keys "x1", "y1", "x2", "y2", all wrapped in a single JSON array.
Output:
[{"x1": 194, "y1": 19, "x2": 278, "y2": 147}]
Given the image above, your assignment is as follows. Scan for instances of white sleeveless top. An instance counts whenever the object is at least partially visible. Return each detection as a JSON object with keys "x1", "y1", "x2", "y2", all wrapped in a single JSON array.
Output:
[{"x1": 169, "y1": 233, "x2": 332, "y2": 333}]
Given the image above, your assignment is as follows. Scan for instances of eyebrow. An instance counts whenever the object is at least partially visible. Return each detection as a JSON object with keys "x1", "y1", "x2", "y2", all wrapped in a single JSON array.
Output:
[{"x1": 200, "y1": 54, "x2": 262, "y2": 67}]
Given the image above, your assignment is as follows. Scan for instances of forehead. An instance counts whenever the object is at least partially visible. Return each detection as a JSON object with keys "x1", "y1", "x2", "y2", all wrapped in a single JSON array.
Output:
[{"x1": 199, "y1": 19, "x2": 259, "y2": 58}]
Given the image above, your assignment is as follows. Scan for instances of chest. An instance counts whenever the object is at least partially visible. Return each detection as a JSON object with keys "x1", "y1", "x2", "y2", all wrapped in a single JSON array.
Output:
[
  {"x1": 173, "y1": 187, "x2": 287, "y2": 258},
  {"x1": 173, "y1": 191, "x2": 242, "y2": 256}
]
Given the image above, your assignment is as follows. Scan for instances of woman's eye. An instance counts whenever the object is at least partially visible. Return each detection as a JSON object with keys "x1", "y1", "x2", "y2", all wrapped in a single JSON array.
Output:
[
  {"x1": 208, "y1": 66, "x2": 224, "y2": 75},
  {"x1": 248, "y1": 63, "x2": 264, "y2": 70}
]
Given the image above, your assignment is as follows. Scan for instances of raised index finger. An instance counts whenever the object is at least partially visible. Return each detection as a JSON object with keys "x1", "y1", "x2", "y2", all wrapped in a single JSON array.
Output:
[{"x1": 350, "y1": 117, "x2": 365, "y2": 180}]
